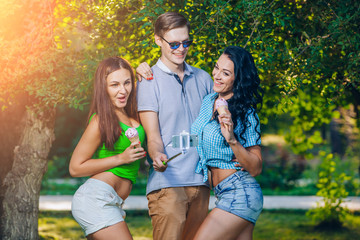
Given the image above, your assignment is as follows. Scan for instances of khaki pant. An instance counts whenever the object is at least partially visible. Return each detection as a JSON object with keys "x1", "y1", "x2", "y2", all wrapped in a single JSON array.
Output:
[{"x1": 147, "y1": 186, "x2": 210, "y2": 240}]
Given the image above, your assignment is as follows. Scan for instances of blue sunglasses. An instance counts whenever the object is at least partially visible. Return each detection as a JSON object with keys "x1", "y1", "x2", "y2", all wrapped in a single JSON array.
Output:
[{"x1": 160, "y1": 36, "x2": 193, "y2": 50}]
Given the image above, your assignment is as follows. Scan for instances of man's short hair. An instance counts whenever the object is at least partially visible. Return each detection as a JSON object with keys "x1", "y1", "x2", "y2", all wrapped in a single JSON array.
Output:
[{"x1": 154, "y1": 12, "x2": 190, "y2": 37}]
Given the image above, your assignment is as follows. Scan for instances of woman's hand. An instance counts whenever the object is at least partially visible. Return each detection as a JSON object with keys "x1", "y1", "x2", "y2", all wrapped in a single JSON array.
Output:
[
  {"x1": 218, "y1": 112, "x2": 237, "y2": 145},
  {"x1": 119, "y1": 142, "x2": 146, "y2": 164},
  {"x1": 136, "y1": 62, "x2": 153, "y2": 81}
]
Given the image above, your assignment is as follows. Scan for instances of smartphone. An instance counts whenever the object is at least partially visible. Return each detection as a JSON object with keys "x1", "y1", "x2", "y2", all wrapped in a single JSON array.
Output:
[{"x1": 171, "y1": 134, "x2": 198, "y2": 148}]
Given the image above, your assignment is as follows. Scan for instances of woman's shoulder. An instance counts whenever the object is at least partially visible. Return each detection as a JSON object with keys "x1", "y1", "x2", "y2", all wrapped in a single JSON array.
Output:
[
  {"x1": 233, "y1": 107, "x2": 257, "y2": 124},
  {"x1": 88, "y1": 112, "x2": 100, "y2": 125},
  {"x1": 203, "y1": 92, "x2": 217, "y2": 102},
  {"x1": 245, "y1": 108, "x2": 259, "y2": 120},
  {"x1": 82, "y1": 113, "x2": 101, "y2": 140},
  {"x1": 88, "y1": 113, "x2": 99, "y2": 126}
]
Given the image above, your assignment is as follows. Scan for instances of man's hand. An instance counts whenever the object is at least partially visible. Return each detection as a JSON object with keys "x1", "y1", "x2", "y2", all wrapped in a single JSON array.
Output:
[
  {"x1": 152, "y1": 152, "x2": 168, "y2": 172},
  {"x1": 232, "y1": 158, "x2": 245, "y2": 171}
]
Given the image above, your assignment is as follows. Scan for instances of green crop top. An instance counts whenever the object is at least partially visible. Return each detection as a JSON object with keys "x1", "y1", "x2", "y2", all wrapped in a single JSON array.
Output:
[{"x1": 90, "y1": 114, "x2": 146, "y2": 184}]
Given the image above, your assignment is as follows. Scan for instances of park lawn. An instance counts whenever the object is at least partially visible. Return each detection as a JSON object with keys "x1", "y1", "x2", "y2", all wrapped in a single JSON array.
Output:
[
  {"x1": 255, "y1": 210, "x2": 360, "y2": 240},
  {"x1": 39, "y1": 210, "x2": 152, "y2": 240},
  {"x1": 39, "y1": 210, "x2": 360, "y2": 240}
]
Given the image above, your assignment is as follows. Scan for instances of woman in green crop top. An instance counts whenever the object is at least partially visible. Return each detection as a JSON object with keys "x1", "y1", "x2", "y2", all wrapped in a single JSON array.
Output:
[{"x1": 69, "y1": 57, "x2": 146, "y2": 239}]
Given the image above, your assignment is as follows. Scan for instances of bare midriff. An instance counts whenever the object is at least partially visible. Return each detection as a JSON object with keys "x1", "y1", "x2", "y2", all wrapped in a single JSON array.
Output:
[
  {"x1": 210, "y1": 167, "x2": 237, "y2": 188},
  {"x1": 91, "y1": 172, "x2": 132, "y2": 200}
]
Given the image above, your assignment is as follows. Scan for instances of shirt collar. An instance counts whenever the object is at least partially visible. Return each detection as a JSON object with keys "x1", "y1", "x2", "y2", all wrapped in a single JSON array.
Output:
[
  {"x1": 155, "y1": 59, "x2": 193, "y2": 77},
  {"x1": 210, "y1": 92, "x2": 219, "y2": 101}
]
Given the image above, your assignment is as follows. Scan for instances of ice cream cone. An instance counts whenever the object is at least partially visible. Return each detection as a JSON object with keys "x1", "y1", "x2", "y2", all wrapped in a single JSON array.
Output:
[
  {"x1": 215, "y1": 98, "x2": 228, "y2": 115},
  {"x1": 215, "y1": 98, "x2": 229, "y2": 130},
  {"x1": 125, "y1": 127, "x2": 141, "y2": 148}
]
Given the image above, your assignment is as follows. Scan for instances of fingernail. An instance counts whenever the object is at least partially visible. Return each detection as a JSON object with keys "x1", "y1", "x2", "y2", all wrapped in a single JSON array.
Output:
[
  {"x1": 149, "y1": 77, "x2": 153, "y2": 80},
  {"x1": 144, "y1": 154, "x2": 146, "y2": 157}
]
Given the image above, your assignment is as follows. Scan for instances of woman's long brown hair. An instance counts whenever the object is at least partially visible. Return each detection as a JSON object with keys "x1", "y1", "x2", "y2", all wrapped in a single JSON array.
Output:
[{"x1": 88, "y1": 57, "x2": 138, "y2": 150}]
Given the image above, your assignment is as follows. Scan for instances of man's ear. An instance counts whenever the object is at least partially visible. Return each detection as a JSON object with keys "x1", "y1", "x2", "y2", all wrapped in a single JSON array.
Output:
[{"x1": 154, "y1": 34, "x2": 162, "y2": 47}]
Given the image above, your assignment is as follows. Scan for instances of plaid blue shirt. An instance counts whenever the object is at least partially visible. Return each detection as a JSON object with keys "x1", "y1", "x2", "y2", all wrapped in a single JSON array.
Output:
[{"x1": 191, "y1": 93, "x2": 261, "y2": 182}]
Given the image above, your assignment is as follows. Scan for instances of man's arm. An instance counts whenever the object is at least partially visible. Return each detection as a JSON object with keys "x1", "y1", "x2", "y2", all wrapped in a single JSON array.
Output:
[{"x1": 139, "y1": 111, "x2": 168, "y2": 172}]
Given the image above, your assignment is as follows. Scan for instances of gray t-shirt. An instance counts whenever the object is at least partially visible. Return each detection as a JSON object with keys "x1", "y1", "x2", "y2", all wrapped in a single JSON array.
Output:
[{"x1": 137, "y1": 59, "x2": 213, "y2": 195}]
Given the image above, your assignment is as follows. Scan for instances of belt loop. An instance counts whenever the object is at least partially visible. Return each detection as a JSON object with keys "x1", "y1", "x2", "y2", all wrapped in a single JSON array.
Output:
[{"x1": 235, "y1": 170, "x2": 241, "y2": 180}]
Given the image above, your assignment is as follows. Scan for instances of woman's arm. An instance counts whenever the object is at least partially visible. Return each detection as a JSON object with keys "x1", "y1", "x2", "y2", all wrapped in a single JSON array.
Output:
[
  {"x1": 218, "y1": 112, "x2": 262, "y2": 177},
  {"x1": 229, "y1": 144, "x2": 262, "y2": 177},
  {"x1": 69, "y1": 115, "x2": 145, "y2": 177}
]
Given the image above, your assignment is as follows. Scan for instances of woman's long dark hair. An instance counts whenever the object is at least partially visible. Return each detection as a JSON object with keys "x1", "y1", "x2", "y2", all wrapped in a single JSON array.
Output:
[
  {"x1": 216, "y1": 46, "x2": 263, "y2": 144},
  {"x1": 88, "y1": 56, "x2": 137, "y2": 150}
]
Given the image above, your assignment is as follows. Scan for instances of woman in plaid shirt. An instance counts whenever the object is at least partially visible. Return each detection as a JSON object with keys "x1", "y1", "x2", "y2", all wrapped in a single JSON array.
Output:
[{"x1": 192, "y1": 46, "x2": 264, "y2": 240}]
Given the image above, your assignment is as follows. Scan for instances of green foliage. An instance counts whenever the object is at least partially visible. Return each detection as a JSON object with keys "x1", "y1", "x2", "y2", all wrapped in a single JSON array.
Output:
[
  {"x1": 342, "y1": 147, "x2": 360, "y2": 196},
  {"x1": 0, "y1": 0, "x2": 54, "y2": 111},
  {"x1": 45, "y1": 105, "x2": 89, "y2": 179},
  {"x1": 256, "y1": 145, "x2": 305, "y2": 190},
  {"x1": 40, "y1": 178, "x2": 82, "y2": 196},
  {"x1": 40, "y1": 174, "x2": 148, "y2": 196},
  {"x1": 306, "y1": 152, "x2": 352, "y2": 228},
  {"x1": 130, "y1": 0, "x2": 360, "y2": 155},
  {"x1": 256, "y1": 162, "x2": 304, "y2": 190},
  {"x1": 2, "y1": 0, "x2": 359, "y2": 156},
  {"x1": 3, "y1": 1, "x2": 359, "y2": 195},
  {"x1": 0, "y1": 0, "x2": 92, "y2": 113}
]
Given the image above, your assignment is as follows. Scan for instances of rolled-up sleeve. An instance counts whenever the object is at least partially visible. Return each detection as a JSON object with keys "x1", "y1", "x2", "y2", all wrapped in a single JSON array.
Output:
[{"x1": 136, "y1": 76, "x2": 159, "y2": 113}]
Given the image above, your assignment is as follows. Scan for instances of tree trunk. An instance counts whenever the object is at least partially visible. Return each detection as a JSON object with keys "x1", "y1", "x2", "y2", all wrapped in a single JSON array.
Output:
[
  {"x1": 0, "y1": 107, "x2": 55, "y2": 240},
  {"x1": 329, "y1": 114, "x2": 346, "y2": 157}
]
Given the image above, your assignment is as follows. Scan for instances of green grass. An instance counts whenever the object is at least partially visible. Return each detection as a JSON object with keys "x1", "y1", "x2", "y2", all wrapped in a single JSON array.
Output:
[
  {"x1": 39, "y1": 210, "x2": 360, "y2": 240},
  {"x1": 39, "y1": 210, "x2": 152, "y2": 240},
  {"x1": 39, "y1": 211, "x2": 84, "y2": 240},
  {"x1": 255, "y1": 210, "x2": 360, "y2": 240}
]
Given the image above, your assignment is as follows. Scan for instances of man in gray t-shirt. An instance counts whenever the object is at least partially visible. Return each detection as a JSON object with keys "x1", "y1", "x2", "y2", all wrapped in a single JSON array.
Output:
[{"x1": 136, "y1": 12, "x2": 213, "y2": 240}]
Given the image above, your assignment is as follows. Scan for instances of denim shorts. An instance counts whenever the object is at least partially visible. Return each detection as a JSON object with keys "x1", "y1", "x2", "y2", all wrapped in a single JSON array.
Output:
[
  {"x1": 71, "y1": 178, "x2": 126, "y2": 236},
  {"x1": 213, "y1": 170, "x2": 263, "y2": 224}
]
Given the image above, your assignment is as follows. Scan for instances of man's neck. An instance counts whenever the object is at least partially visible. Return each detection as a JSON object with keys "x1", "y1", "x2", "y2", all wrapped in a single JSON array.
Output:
[{"x1": 160, "y1": 56, "x2": 185, "y2": 77}]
